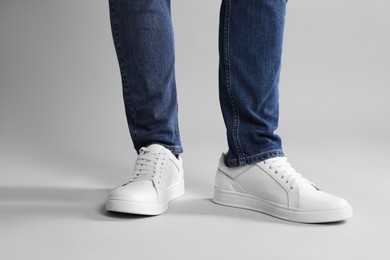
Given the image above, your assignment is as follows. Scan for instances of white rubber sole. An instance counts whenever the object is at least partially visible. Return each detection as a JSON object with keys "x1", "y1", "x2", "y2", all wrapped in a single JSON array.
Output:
[
  {"x1": 213, "y1": 187, "x2": 353, "y2": 223},
  {"x1": 106, "y1": 180, "x2": 185, "y2": 215}
]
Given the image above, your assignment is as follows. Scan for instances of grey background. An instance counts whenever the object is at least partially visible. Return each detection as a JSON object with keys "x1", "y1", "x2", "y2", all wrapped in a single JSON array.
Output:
[{"x1": 1, "y1": 0, "x2": 389, "y2": 259}]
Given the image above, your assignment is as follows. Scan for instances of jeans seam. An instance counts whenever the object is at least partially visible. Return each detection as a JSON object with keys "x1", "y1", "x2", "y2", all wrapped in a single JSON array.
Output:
[
  {"x1": 169, "y1": 0, "x2": 181, "y2": 148},
  {"x1": 173, "y1": 73, "x2": 181, "y2": 148},
  {"x1": 224, "y1": 0, "x2": 245, "y2": 164}
]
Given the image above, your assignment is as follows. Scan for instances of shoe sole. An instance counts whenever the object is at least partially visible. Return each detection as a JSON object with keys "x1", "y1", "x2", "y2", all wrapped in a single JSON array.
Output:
[
  {"x1": 213, "y1": 187, "x2": 353, "y2": 223},
  {"x1": 106, "y1": 180, "x2": 185, "y2": 215}
]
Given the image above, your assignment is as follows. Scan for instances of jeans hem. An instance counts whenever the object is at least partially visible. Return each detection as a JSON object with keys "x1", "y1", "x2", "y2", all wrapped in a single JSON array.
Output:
[
  {"x1": 136, "y1": 142, "x2": 183, "y2": 155},
  {"x1": 225, "y1": 149, "x2": 285, "y2": 168},
  {"x1": 164, "y1": 145, "x2": 183, "y2": 155}
]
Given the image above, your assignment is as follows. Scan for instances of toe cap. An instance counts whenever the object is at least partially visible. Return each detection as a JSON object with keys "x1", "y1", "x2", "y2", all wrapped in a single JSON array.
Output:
[
  {"x1": 299, "y1": 190, "x2": 352, "y2": 211},
  {"x1": 108, "y1": 181, "x2": 158, "y2": 203}
]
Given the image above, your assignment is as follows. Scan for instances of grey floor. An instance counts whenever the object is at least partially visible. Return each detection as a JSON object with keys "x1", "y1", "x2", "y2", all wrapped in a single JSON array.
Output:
[
  {"x1": 1, "y1": 138, "x2": 389, "y2": 260},
  {"x1": 1, "y1": 0, "x2": 390, "y2": 259}
]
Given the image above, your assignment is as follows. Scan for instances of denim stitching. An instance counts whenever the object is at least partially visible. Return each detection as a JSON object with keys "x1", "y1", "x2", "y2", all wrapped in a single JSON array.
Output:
[
  {"x1": 226, "y1": 149, "x2": 285, "y2": 167},
  {"x1": 142, "y1": 142, "x2": 183, "y2": 155},
  {"x1": 224, "y1": 0, "x2": 245, "y2": 164},
  {"x1": 135, "y1": 143, "x2": 183, "y2": 155}
]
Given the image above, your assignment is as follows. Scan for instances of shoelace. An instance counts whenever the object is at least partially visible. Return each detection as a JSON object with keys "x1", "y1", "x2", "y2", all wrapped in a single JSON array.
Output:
[
  {"x1": 126, "y1": 148, "x2": 165, "y2": 183},
  {"x1": 265, "y1": 157, "x2": 314, "y2": 189}
]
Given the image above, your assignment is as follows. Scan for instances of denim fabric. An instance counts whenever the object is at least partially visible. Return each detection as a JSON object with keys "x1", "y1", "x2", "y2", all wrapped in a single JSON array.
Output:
[{"x1": 108, "y1": 0, "x2": 287, "y2": 167}]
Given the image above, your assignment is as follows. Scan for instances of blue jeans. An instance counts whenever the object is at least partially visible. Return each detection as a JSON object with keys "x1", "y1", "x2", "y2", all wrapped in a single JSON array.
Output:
[{"x1": 108, "y1": 0, "x2": 287, "y2": 167}]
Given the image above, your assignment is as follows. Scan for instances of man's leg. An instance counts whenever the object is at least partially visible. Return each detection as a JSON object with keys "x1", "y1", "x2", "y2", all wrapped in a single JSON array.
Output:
[
  {"x1": 108, "y1": 0, "x2": 183, "y2": 155},
  {"x1": 213, "y1": 0, "x2": 352, "y2": 223},
  {"x1": 218, "y1": 0, "x2": 286, "y2": 167},
  {"x1": 106, "y1": 0, "x2": 184, "y2": 215}
]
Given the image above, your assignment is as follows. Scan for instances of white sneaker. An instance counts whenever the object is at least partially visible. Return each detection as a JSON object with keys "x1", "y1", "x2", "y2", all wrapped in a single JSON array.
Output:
[
  {"x1": 212, "y1": 153, "x2": 353, "y2": 223},
  {"x1": 106, "y1": 144, "x2": 184, "y2": 215}
]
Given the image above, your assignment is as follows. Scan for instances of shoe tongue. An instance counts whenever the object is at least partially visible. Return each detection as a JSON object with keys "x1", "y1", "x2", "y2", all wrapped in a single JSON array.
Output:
[{"x1": 144, "y1": 144, "x2": 165, "y2": 153}]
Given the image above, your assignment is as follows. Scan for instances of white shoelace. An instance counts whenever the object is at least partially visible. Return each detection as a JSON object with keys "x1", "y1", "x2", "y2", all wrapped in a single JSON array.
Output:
[
  {"x1": 126, "y1": 148, "x2": 165, "y2": 183},
  {"x1": 265, "y1": 157, "x2": 314, "y2": 189}
]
